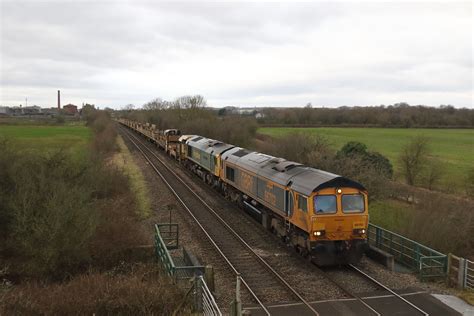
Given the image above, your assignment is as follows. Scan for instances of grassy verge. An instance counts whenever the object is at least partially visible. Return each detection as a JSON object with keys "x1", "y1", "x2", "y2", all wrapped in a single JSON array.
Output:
[
  {"x1": 369, "y1": 195, "x2": 474, "y2": 258},
  {"x1": 111, "y1": 136, "x2": 151, "y2": 218},
  {"x1": 459, "y1": 291, "x2": 474, "y2": 306},
  {"x1": 369, "y1": 199, "x2": 412, "y2": 232}
]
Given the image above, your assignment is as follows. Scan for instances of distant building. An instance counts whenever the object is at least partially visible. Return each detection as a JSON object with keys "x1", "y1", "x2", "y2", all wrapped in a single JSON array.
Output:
[
  {"x1": 43, "y1": 108, "x2": 59, "y2": 116},
  {"x1": 0, "y1": 106, "x2": 8, "y2": 115},
  {"x1": 22, "y1": 105, "x2": 42, "y2": 115},
  {"x1": 62, "y1": 104, "x2": 78, "y2": 115}
]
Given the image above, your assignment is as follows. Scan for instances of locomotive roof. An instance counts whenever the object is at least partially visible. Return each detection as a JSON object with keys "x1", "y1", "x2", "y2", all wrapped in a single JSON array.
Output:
[
  {"x1": 222, "y1": 147, "x2": 366, "y2": 196},
  {"x1": 178, "y1": 135, "x2": 196, "y2": 142},
  {"x1": 187, "y1": 136, "x2": 235, "y2": 156},
  {"x1": 288, "y1": 168, "x2": 366, "y2": 196}
]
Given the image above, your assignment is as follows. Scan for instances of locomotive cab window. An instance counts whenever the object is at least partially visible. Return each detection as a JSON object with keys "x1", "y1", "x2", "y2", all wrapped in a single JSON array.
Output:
[
  {"x1": 342, "y1": 194, "x2": 365, "y2": 213},
  {"x1": 298, "y1": 195, "x2": 307, "y2": 213},
  {"x1": 314, "y1": 195, "x2": 337, "y2": 214},
  {"x1": 226, "y1": 166, "x2": 235, "y2": 182}
]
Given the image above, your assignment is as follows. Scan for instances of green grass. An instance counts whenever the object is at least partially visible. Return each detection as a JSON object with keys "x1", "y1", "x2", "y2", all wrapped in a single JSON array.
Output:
[
  {"x1": 0, "y1": 125, "x2": 91, "y2": 157},
  {"x1": 112, "y1": 136, "x2": 151, "y2": 218},
  {"x1": 259, "y1": 127, "x2": 474, "y2": 190}
]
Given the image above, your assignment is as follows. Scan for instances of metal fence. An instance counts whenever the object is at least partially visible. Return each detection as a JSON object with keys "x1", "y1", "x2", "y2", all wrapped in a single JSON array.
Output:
[
  {"x1": 447, "y1": 254, "x2": 474, "y2": 290},
  {"x1": 195, "y1": 275, "x2": 222, "y2": 316},
  {"x1": 155, "y1": 224, "x2": 176, "y2": 277},
  {"x1": 154, "y1": 223, "x2": 222, "y2": 314},
  {"x1": 154, "y1": 223, "x2": 205, "y2": 280},
  {"x1": 368, "y1": 223, "x2": 447, "y2": 279},
  {"x1": 466, "y1": 259, "x2": 474, "y2": 290}
]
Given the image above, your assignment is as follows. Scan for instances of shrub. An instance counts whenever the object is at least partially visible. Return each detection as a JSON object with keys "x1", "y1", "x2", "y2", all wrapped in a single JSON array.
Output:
[
  {"x1": 1, "y1": 264, "x2": 190, "y2": 315},
  {"x1": 0, "y1": 143, "x2": 99, "y2": 277},
  {"x1": 336, "y1": 141, "x2": 393, "y2": 179}
]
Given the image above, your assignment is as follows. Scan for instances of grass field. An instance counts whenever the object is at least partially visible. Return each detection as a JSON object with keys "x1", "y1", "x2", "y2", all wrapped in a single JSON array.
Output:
[
  {"x1": 0, "y1": 124, "x2": 91, "y2": 156},
  {"x1": 259, "y1": 127, "x2": 474, "y2": 190}
]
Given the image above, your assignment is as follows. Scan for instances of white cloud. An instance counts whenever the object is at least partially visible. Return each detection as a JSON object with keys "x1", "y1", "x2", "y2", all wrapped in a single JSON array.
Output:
[{"x1": 0, "y1": 1, "x2": 472, "y2": 108}]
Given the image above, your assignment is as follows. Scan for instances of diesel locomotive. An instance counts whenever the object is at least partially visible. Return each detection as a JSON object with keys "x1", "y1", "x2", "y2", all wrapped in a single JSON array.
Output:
[{"x1": 119, "y1": 119, "x2": 368, "y2": 266}]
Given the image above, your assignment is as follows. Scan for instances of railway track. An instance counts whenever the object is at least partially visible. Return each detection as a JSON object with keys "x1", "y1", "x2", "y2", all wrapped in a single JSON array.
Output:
[
  {"x1": 120, "y1": 126, "x2": 320, "y2": 316},
  {"x1": 320, "y1": 262, "x2": 430, "y2": 315},
  {"x1": 347, "y1": 264, "x2": 429, "y2": 316},
  {"x1": 120, "y1": 124, "x2": 431, "y2": 316}
]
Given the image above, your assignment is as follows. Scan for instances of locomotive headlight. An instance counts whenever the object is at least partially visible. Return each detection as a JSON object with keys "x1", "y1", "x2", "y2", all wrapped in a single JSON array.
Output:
[
  {"x1": 353, "y1": 228, "x2": 366, "y2": 235},
  {"x1": 337, "y1": 188, "x2": 342, "y2": 194},
  {"x1": 313, "y1": 230, "x2": 325, "y2": 237}
]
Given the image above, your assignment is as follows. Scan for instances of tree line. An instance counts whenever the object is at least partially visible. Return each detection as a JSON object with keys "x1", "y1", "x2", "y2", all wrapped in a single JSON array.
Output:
[
  {"x1": 120, "y1": 95, "x2": 259, "y2": 148},
  {"x1": 257, "y1": 103, "x2": 474, "y2": 128}
]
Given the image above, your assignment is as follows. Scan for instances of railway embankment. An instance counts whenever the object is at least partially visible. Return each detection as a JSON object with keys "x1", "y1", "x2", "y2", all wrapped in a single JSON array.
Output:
[{"x1": 0, "y1": 112, "x2": 190, "y2": 315}]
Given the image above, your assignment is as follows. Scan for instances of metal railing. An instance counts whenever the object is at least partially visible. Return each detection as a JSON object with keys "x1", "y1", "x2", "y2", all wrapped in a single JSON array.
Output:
[
  {"x1": 196, "y1": 275, "x2": 222, "y2": 316},
  {"x1": 154, "y1": 223, "x2": 206, "y2": 280},
  {"x1": 368, "y1": 223, "x2": 447, "y2": 279},
  {"x1": 155, "y1": 224, "x2": 176, "y2": 277},
  {"x1": 465, "y1": 259, "x2": 474, "y2": 290},
  {"x1": 156, "y1": 223, "x2": 179, "y2": 250}
]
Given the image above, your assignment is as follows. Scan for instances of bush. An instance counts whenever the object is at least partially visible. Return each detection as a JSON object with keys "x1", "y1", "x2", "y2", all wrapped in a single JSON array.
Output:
[
  {"x1": 336, "y1": 141, "x2": 393, "y2": 178},
  {"x1": 0, "y1": 143, "x2": 99, "y2": 277},
  {"x1": 1, "y1": 264, "x2": 190, "y2": 315},
  {"x1": 256, "y1": 132, "x2": 334, "y2": 168},
  {"x1": 0, "y1": 112, "x2": 149, "y2": 278}
]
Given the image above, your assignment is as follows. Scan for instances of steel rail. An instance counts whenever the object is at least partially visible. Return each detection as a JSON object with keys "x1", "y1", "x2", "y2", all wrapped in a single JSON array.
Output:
[
  {"x1": 349, "y1": 264, "x2": 429, "y2": 316},
  {"x1": 122, "y1": 129, "x2": 270, "y2": 314},
  {"x1": 314, "y1": 265, "x2": 381, "y2": 316},
  {"x1": 121, "y1": 126, "x2": 320, "y2": 316}
]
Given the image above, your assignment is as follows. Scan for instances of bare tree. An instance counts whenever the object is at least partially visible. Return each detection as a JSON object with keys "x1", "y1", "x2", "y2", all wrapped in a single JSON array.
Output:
[
  {"x1": 399, "y1": 136, "x2": 430, "y2": 185},
  {"x1": 123, "y1": 104, "x2": 135, "y2": 111},
  {"x1": 174, "y1": 95, "x2": 206, "y2": 109},
  {"x1": 423, "y1": 159, "x2": 444, "y2": 190},
  {"x1": 143, "y1": 98, "x2": 165, "y2": 110}
]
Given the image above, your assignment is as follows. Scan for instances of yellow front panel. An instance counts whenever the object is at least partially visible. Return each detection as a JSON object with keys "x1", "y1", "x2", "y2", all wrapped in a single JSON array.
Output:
[{"x1": 310, "y1": 187, "x2": 368, "y2": 241}]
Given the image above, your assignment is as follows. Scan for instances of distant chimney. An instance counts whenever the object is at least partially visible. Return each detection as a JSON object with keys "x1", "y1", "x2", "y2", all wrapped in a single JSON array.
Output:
[{"x1": 57, "y1": 90, "x2": 61, "y2": 109}]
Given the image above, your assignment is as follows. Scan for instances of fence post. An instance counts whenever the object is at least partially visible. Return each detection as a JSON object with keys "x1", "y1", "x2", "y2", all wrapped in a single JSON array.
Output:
[
  {"x1": 458, "y1": 258, "x2": 466, "y2": 289},
  {"x1": 446, "y1": 253, "x2": 452, "y2": 285},
  {"x1": 230, "y1": 274, "x2": 242, "y2": 316},
  {"x1": 375, "y1": 226, "x2": 381, "y2": 248},
  {"x1": 205, "y1": 265, "x2": 215, "y2": 294},
  {"x1": 194, "y1": 277, "x2": 203, "y2": 312}
]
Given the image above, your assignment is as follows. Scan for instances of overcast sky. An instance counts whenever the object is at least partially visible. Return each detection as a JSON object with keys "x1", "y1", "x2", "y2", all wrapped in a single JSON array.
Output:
[{"x1": 1, "y1": 1, "x2": 472, "y2": 109}]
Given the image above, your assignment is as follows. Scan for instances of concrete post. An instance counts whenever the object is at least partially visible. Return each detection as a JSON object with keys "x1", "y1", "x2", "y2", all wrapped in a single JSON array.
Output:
[
  {"x1": 205, "y1": 265, "x2": 215, "y2": 294},
  {"x1": 195, "y1": 276, "x2": 203, "y2": 312},
  {"x1": 458, "y1": 258, "x2": 466, "y2": 289},
  {"x1": 446, "y1": 253, "x2": 452, "y2": 285},
  {"x1": 230, "y1": 274, "x2": 242, "y2": 316}
]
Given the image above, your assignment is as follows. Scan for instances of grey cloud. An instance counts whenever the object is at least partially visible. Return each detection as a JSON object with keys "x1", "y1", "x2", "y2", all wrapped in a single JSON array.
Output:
[{"x1": 0, "y1": 1, "x2": 472, "y2": 108}]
